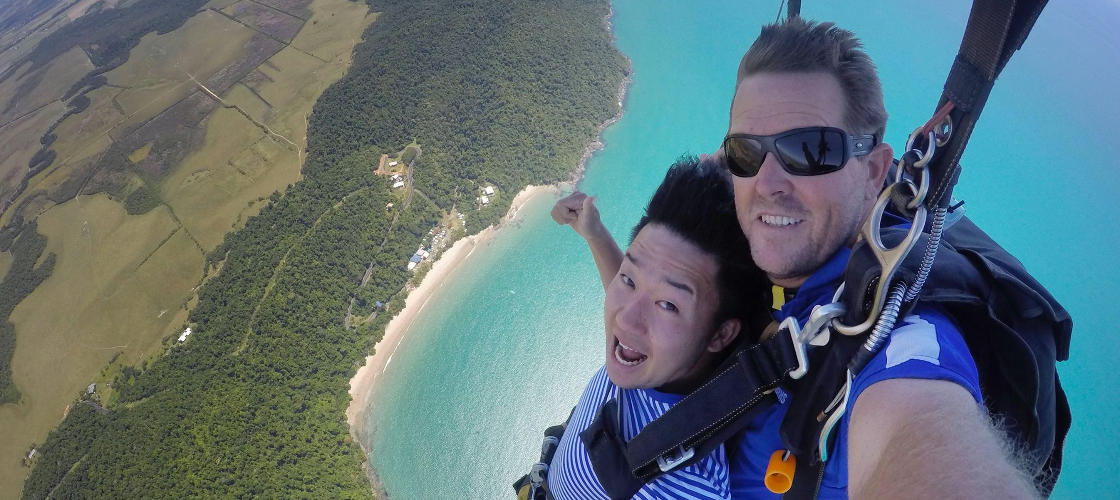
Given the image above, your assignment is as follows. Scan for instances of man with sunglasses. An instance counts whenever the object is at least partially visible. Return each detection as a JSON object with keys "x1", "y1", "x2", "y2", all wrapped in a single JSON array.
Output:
[{"x1": 719, "y1": 18, "x2": 1040, "y2": 498}]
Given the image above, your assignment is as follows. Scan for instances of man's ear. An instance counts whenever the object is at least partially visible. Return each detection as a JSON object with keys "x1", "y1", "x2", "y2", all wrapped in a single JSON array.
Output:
[
  {"x1": 866, "y1": 142, "x2": 894, "y2": 199},
  {"x1": 707, "y1": 318, "x2": 742, "y2": 353}
]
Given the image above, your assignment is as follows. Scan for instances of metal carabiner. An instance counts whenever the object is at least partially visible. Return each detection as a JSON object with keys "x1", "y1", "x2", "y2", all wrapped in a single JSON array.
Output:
[
  {"x1": 782, "y1": 316, "x2": 811, "y2": 380},
  {"x1": 783, "y1": 302, "x2": 846, "y2": 380},
  {"x1": 834, "y1": 183, "x2": 928, "y2": 336},
  {"x1": 799, "y1": 302, "x2": 846, "y2": 347},
  {"x1": 903, "y1": 129, "x2": 938, "y2": 170}
]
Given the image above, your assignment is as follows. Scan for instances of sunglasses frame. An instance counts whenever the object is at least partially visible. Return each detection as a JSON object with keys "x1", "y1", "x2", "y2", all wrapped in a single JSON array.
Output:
[{"x1": 722, "y1": 126, "x2": 877, "y2": 178}]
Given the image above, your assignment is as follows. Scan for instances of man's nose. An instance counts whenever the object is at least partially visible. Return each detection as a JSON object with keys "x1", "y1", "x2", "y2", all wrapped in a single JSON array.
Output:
[
  {"x1": 753, "y1": 153, "x2": 793, "y2": 196},
  {"x1": 615, "y1": 296, "x2": 645, "y2": 333}
]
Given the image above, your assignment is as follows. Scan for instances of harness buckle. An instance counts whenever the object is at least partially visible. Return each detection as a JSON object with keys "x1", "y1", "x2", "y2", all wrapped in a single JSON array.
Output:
[
  {"x1": 528, "y1": 462, "x2": 548, "y2": 485},
  {"x1": 656, "y1": 445, "x2": 695, "y2": 472},
  {"x1": 801, "y1": 302, "x2": 845, "y2": 347},
  {"x1": 783, "y1": 316, "x2": 810, "y2": 380}
]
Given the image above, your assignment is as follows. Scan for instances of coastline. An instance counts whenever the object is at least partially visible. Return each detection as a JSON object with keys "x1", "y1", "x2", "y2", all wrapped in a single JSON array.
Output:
[
  {"x1": 345, "y1": 183, "x2": 558, "y2": 437},
  {"x1": 345, "y1": 2, "x2": 632, "y2": 494}
]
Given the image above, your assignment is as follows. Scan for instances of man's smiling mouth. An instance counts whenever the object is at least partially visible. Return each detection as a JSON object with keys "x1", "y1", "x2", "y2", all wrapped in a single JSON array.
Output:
[
  {"x1": 760, "y1": 214, "x2": 803, "y2": 227},
  {"x1": 614, "y1": 339, "x2": 648, "y2": 366}
]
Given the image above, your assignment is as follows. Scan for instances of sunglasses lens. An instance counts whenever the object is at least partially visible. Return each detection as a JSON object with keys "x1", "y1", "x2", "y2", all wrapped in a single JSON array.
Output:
[
  {"x1": 774, "y1": 128, "x2": 846, "y2": 175},
  {"x1": 724, "y1": 137, "x2": 765, "y2": 177}
]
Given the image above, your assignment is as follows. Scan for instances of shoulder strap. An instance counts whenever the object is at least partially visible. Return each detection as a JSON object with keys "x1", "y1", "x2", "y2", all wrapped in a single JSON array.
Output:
[
  {"x1": 925, "y1": 0, "x2": 1049, "y2": 210},
  {"x1": 579, "y1": 330, "x2": 802, "y2": 499}
]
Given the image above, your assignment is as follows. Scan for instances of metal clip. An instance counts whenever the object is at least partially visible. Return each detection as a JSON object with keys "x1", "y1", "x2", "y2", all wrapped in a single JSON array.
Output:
[
  {"x1": 800, "y1": 302, "x2": 845, "y2": 347},
  {"x1": 656, "y1": 445, "x2": 695, "y2": 472},
  {"x1": 834, "y1": 182, "x2": 927, "y2": 336},
  {"x1": 783, "y1": 316, "x2": 810, "y2": 380},
  {"x1": 529, "y1": 462, "x2": 548, "y2": 485}
]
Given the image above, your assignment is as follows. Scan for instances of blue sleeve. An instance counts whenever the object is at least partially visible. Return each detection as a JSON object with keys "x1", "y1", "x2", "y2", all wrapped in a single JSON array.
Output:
[
  {"x1": 849, "y1": 306, "x2": 982, "y2": 404},
  {"x1": 817, "y1": 307, "x2": 983, "y2": 496}
]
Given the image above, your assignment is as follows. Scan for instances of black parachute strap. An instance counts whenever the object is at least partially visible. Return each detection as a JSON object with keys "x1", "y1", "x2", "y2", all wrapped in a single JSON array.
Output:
[
  {"x1": 580, "y1": 330, "x2": 802, "y2": 498},
  {"x1": 776, "y1": 0, "x2": 800, "y2": 22},
  {"x1": 924, "y1": 0, "x2": 1049, "y2": 210}
]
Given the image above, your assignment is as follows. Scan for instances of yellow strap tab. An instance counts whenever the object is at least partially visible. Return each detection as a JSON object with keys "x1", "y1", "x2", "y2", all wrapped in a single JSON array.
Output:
[{"x1": 771, "y1": 285, "x2": 786, "y2": 310}]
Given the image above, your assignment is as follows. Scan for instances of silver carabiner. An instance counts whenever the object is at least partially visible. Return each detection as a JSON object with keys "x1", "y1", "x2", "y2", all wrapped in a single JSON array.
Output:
[
  {"x1": 834, "y1": 183, "x2": 927, "y2": 336},
  {"x1": 903, "y1": 129, "x2": 938, "y2": 169},
  {"x1": 799, "y1": 302, "x2": 846, "y2": 347},
  {"x1": 782, "y1": 316, "x2": 811, "y2": 380}
]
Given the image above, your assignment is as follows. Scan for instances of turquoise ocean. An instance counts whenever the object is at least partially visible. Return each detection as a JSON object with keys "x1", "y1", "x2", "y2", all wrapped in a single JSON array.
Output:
[{"x1": 364, "y1": 1, "x2": 1119, "y2": 498}]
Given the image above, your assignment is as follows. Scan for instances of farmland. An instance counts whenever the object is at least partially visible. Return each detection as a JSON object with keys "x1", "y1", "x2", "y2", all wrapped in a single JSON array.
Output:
[{"x1": 0, "y1": 0, "x2": 374, "y2": 495}]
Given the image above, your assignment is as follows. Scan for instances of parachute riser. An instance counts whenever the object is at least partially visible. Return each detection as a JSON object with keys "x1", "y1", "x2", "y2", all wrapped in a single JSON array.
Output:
[{"x1": 795, "y1": 121, "x2": 953, "y2": 465}]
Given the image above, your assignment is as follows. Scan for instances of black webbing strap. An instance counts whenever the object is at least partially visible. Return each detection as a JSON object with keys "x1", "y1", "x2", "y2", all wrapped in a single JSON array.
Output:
[
  {"x1": 580, "y1": 329, "x2": 801, "y2": 498},
  {"x1": 925, "y1": 0, "x2": 1049, "y2": 210},
  {"x1": 787, "y1": 0, "x2": 802, "y2": 19},
  {"x1": 629, "y1": 334, "x2": 799, "y2": 478},
  {"x1": 787, "y1": 459, "x2": 824, "y2": 500}
]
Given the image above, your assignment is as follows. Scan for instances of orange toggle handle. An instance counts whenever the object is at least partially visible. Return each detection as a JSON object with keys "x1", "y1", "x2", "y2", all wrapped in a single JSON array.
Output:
[{"x1": 765, "y1": 450, "x2": 796, "y2": 494}]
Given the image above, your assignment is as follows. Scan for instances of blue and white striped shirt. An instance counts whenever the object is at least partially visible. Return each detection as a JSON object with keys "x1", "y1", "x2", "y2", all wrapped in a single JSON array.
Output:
[{"x1": 548, "y1": 366, "x2": 731, "y2": 500}]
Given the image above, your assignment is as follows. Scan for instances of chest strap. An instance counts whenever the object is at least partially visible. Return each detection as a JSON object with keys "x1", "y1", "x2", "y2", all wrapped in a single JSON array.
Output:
[{"x1": 578, "y1": 330, "x2": 801, "y2": 499}]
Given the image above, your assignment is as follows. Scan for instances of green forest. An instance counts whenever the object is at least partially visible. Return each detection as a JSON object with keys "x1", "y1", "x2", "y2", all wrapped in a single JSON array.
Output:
[{"x1": 18, "y1": 0, "x2": 625, "y2": 496}]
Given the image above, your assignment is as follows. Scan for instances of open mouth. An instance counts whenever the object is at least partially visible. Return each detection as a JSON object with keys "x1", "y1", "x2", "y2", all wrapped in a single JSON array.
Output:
[
  {"x1": 614, "y1": 338, "x2": 648, "y2": 366},
  {"x1": 760, "y1": 214, "x2": 803, "y2": 227}
]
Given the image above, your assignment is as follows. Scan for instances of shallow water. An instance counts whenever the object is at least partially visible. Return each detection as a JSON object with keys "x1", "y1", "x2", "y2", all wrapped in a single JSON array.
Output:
[{"x1": 365, "y1": 1, "x2": 1119, "y2": 498}]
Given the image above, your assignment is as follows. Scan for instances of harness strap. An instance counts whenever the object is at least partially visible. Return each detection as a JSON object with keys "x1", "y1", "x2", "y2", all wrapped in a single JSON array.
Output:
[
  {"x1": 579, "y1": 330, "x2": 801, "y2": 499},
  {"x1": 925, "y1": 0, "x2": 1049, "y2": 209},
  {"x1": 786, "y1": 458, "x2": 824, "y2": 500}
]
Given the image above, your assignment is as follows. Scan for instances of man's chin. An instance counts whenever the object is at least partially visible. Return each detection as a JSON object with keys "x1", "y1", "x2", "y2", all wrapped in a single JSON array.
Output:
[
  {"x1": 752, "y1": 251, "x2": 802, "y2": 283},
  {"x1": 605, "y1": 365, "x2": 643, "y2": 389}
]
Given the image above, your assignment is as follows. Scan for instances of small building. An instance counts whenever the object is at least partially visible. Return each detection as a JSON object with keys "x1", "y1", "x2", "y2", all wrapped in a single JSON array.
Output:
[
  {"x1": 178, "y1": 327, "x2": 192, "y2": 342},
  {"x1": 389, "y1": 161, "x2": 398, "y2": 167},
  {"x1": 479, "y1": 195, "x2": 490, "y2": 205},
  {"x1": 86, "y1": 383, "x2": 96, "y2": 395},
  {"x1": 407, "y1": 253, "x2": 422, "y2": 271},
  {"x1": 26, "y1": 449, "x2": 37, "y2": 460},
  {"x1": 392, "y1": 180, "x2": 405, "y2": 189},
  {"x1": 484, "y1": 186, "x2": 495, "y2": 196}
]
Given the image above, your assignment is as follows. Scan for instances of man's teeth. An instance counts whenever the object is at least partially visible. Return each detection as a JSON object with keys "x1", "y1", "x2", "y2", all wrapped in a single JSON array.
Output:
[
  {"x1": 614, "y1": 341, "x2": 647, "y2": 366},
  {"x1": 761, "y1": 215, "x2": 802, "y2": 227}
]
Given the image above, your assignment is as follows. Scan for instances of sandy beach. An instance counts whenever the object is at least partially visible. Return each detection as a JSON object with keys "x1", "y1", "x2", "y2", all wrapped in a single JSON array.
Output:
[
  {"x1": 346, "y1": 184, "x2": 558, "y2": 438},
  {"x1": 346, "y1": 7, "x2": 631, "y2": 487}
]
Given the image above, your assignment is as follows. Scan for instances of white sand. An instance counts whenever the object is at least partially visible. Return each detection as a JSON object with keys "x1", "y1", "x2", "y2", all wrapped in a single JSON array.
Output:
[{"x1": 346, "y1": 184, "x2": 557, "y2": 437}]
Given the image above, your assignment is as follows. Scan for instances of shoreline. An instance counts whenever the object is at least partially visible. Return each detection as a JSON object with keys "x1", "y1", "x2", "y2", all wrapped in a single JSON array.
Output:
[
  {"x1": 345, "y1": 183, "x2": 558, "y2": 438},
  {"x1": 345, "y1": 3, "x2": 632, "y2": 493}
]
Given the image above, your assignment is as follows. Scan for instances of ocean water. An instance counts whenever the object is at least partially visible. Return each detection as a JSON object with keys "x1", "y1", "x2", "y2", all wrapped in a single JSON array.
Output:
[{"x1": 364, "y1": 1, "x2": 1120, "y2": 498}]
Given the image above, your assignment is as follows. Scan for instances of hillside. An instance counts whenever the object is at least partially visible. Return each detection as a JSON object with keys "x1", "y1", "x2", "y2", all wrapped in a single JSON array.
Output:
[
  {"x1": 0, "y1": 0, "x2": 374, "y2": 494},
  {"x1": 17, "y1": 0, "x2": 626, "y2": 497}
]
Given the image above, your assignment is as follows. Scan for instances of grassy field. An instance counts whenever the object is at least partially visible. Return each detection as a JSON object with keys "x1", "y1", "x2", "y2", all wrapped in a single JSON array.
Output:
[
  {"x1": 0, "y1": 11, "x2": 258, "y2": 225},
  {"x1": 0, "y1": 194, "x2": 204, "y2": 497},
  {"x1": 106, "y1": 10, "x2": 258, "y2": 132},
  {"x1": 0, "y1": 47, "x2": 93, "y2": 125},
  {"x1": 0, "y1": 0, "x2": 375, "y2": 495},
  {"x1": 0, "y1": 102, "x2": 65, "y2": 207},
  {"x1": 0, "y1": 251, "x2": 11, "y2": 281},
  {"x1": 160, "y1": 105, "x2": 301, "y2": 250},
  {"x1": 166, "y1": 0, "x2": 376, "y2": 250}
]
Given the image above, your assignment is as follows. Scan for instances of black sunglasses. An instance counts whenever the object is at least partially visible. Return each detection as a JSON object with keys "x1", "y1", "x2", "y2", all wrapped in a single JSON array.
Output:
[{"x1": 722, "y1": 126, "x2": 877, "y2": 177}]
